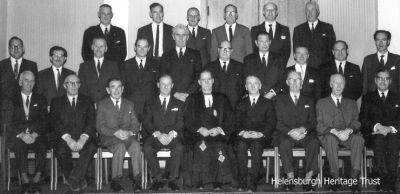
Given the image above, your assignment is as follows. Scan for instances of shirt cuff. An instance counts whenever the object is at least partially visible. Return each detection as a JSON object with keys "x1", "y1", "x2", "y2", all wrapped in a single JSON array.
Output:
[
  {"x1": 217, "y1": 127, "x2": 225, "y2": 136},
  {"x1": 169, "y1": 130, "x2": 178, "y2": 138},
  {"x1": 270, "y1": 89, "x2": 276, "y2": 96},
  {"x1": 153, "y1": 131, "x2": 161, "y2": 138},
  {"x1": 373, "y1": 123, "x2": 380, "y2": 132},
  {"x1": 390, "y1": 126, "x2": 398, "y2": 133},
  {"x1": 62, "y1": 133, "x2": 71, "y2": 140}
]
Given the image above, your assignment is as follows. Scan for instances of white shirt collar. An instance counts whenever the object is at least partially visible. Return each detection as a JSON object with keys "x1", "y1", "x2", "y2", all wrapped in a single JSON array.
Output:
[
  {"x1": 308, "y1": 20, "x2": 318, "y2": 30},
  {"x1": 135, "y1": 57, "x2": 146, "y2": 68},
  {"x1": 176, "y1": 46, "x2": 186, "y2": 55},
  {"x1": 259, "y1": 52, "x2": 269, "y2": 60},
  {"x1": 219, "y1": 59, "x2": 229, "y2": 67},
  {"x1": 21, "y1": 92, "x2": 32, "y2": 99},
  {"x1": 203, "y1": 92, "x2": 213, "y2": 107},
  {"x1": 110, "y1": 97, "x2": 121, "y2": 106},
  {"x1": 295, "y1": 63, "x2": 307, "y2": 71},
  {"x1": 224, "y1": 23, "x2": 236, "y2": 41},
  {"x1": 265, "y1": 21, "x2": 276, "y2": 37},
  {"x1": 52, "y1": 65, "x2": 63, "y2": 73},
  {"x1": 377, "y1": 89, "x2": 389, "y2": 97},
  {"x1": 377, "y1": 51, "x2": 389, "y2": 65},
  {"x1": 10, "y1": 57, "x2": 22, "y2": 65},
  {"x1": 290, "y1": 92, "x2": 300, "y2": 102},
  {"x1": 94, "y1": 57, "x2": 104, "y2": 64},
  {"x1": 331, "y1": 94, "x2": 342, "y2": 105},
  {"x1": 188, "y1": 25, "x2": 198, "y2": 32},
  {"x1": 249, "y1": 94, "x2": 260, "y2": 104},
  {"x1": 67, "y1": 94, "x2": 78, "y2": 105},
  {"x1": 159, "y1": 94, "x2": 171, "y2": 106},
  {"x1": 335, "y1": 60, "x2": 346, "y2": 71},
  {"x1": 100, "y1": 24, "x2": 111, "y2": 33}
]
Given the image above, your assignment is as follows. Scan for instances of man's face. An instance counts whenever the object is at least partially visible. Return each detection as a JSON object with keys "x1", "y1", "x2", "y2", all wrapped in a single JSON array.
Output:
[
  {"x1": 150, "y1": 5, "x2": 164, "y2": 24},
  {"x1": 19, "y1": 73, "x2": 35, "y2": 94},
  {"x1": 375, "y1": 32, "x2": 390, "y2": 53},
  {"x1": 332, "y1": 42, "x2": 348, "y2": 61},
  {"x1": 245, "y1": 76, "x2": 261, "y2": 95},
  {"x1": 106, "y1": 80, "x2": 124, "y2": 100},
  {"x1": 98, "y1": 6, "x2": 113, "y2": 26},
  {"x1": 50, "y1": 50, "x2": 67, "y2": 68},
  {"x1": 255, "y1": 34, "x2": 271, "y2": 53},
  {"x1": 286, "y1": 72, "x2": 302, "y2": 93},
  {"x1": 330, "y1": 75, "x2": 345, "y2": 96},
  {"x1": 173, "y1": 28, "x2": 189, "y2": 48},
  {"x1": 305, "y1": 3, "x2": 318, "y2": 22},
  {"x1": 158, "y1": 76, "x2": 173, "y2": 96},
  {"x1": 92, "y1": 39, "x2": 108, "y2": 58},
  {"x1": 198, "y1": 72, "x2": 214, "y2": 93},
  {"x1": 64, "y1": 75, "x2": 80, "y2": 96},
  {"x1": 187, "y1": 9, "x2": 200, "y2": 27},
  {"x1": 294, "y1": 47, "x2": 309, "y2": 65},
  {"x1": 218, "y1": 41, "x2": 232, "y2": 61},
  {"x1": 9, "y1": 39, "x2": 25, "y2": 59},
  {"x1": 375, "y1": 71, "x2": 391, "y2": 91},
  {"x1": 134, "y1": 39, "x2": 150, "y2": 58},
  {"x1": 263, "y1": 3, "x2": 278, "y2": 22},
  {"x1": 224, "y1": 5, "x2": 238, "y2": 24}
]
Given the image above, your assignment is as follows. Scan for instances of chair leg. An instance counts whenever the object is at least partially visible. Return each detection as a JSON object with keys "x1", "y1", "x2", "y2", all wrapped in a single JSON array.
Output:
[
  {"x1": 99, "y1": 150, "x2": 103, "y2": 190},
  {"x1": 95, "y1": 152, "x2": 99, "y2": 190},
  {"x1": 274, "y1": 147, "x2": 279, "y2": 189},
  {"x1": 54, "y1": 157, "x2": 58, "y2": 190},
  {"x1": 104, "y1": 158, "x2": 108, "y2": 184},
  {"x1": 318, "y1": 148, "x2": 323, "y2": 188},
  {"x1": 266, "y1": 156, "x2": 270, "y2": 183},
  {"x1": 50, "y1": 149, "x2": 54, "y2": 190},
  {"x1": 7, "y1": 149, "x2": 10, "y2": 191}
]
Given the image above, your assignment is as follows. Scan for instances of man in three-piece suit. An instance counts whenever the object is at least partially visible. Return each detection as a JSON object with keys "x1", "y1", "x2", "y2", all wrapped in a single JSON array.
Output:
[
  {"x1": 186, "y1": 7, "x2": 211, "y2": 66},
  {"x1": 234, "y1": 75, "x2": 276, "y2": 192},
  {"x1": 210, "y1": 4, "x2": 252, "y2": 63},
  {"x1": 160, "y1": 24, "x2": 202, "y2": 102},
  {"x1": 251, "y1": 2, "x2": 291, "y2": 64},
  {"x1": 360, "y1": 69, "x2": 400, "y2": 192},
  {"x1": 143, "y1": 75, "x2": 184, "y2": 191},
  {"x1": 284, "y1": 46, "x2": 321, "y2": 101},
  {"x1": 316, "y1": 74, "x2": 364, "y2": 192},
  {"x1": 79, "y1": 36, "x2": 120, "y2": 103},
  {"x1": 8, "y1": 71, "x2": 47, "y2": 194},
  {"x1": 51, "y1": 74, "x2": 97, "y2": 192},
  {"x1": 96, "y1": 78, "x2": 141, "y2": 192},
  {"x1": 184, "y1": 70, "x2": 233, "y2": 190},
  {"x1": 293, "y1": 1, "x2": 336, "y2": 69},
  {"x1": 81, "y1": 4, "x2": 127, "y2": 63},
  {"x1": 362, "y1": 30, "x2": 400, "y2": 95},
  {"x1": 276, "y1": 71, "x2": 319, "y2": 192},
  {"x1": 0, "y1": 37, "x2": 38, "y2": 101},
  {"x1": 121, "y1": 38, "x2": 159, "y2": 121},
  {"x1": 37, "y1": 46, "x2": 75, "y2": 105},
  {"x1": 137, "y1": 3, "x2": 174, "y2": 59},
  {"x1": 244, "y1": 31, "x2": 285, "y2": 100},
  {"x1": 320, "y1": 41, "x2": 362, "y2": 100},
  {"x1": 205, "y1": 41, "x2": 244, "y2": 110}
]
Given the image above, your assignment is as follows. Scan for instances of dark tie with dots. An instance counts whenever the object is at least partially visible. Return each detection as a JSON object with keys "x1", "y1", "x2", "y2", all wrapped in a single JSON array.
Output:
[
  {"x1": 155, "y1": 24, "x2": 160, "y2": 57},
  {"x1": 72, "y1": 97, "x2": 76, "y2": 110},
  {"x1": 294, "y1": 95, "x2": 298, "y2": 105},
  {"x1": 381, "y1": 92, "x2": 386, "y2": 102},
  {"x1": 179, "y1": 48, "x2": 183, "y2": 58},
  {"x1": 262, "y1": 54, "x2": 266, "y2": 67},
  {"x1": 268, "y1": 24, "x2": 273, "y2": 38},
  {"x1": 339, "y1": 62, "x2": 344, "y2": 75},
  {"x1": 161, "y1": 98, "x2": 167, "y2": 113},
  {"x1": 192, "y1": 27, "x2": 196, "y2": 38},
  {"x1": 115, "y1": 100, "x2": 119, "y2": 110},
  {"x1": 229, "y1": 25, "x2": 233, "y2": 41},
  {"x1": 26, "y1": 95, "x2": 30, "y2": 108},
  {"x1": 251, "y1": 98, "x2": 256, "y2": 107},
  {"x1": 14, "y1": 60, "x2": 18, "y2": 80},
  {"x1": 380, "y1": 55, "x2": 385, "y2": 66},
  {"x1": 139, "y1": 59, "x2": 144, "y2": 69},
  {"x1": 105, "y1": 27, "x2": 109, "y2": 37},
  {"x1": 223, "y1": 62, "x2": 227, "y2": 72},
  {"x1": 336, "y1": 98, "x2": 341, "y2": 108}
]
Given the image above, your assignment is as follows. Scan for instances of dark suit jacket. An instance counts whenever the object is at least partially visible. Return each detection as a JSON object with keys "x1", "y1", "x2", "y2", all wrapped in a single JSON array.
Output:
[
  {"x1": 184, "y1": 92, "x2": 233, "y2": 142},
  {"x1": 0, "y1": 58, "x2": 38, "y2": 100},
  {"x1": 81, "y1": 24, "x2": 127, "y2": 63},
  {"x1": 121, "y1": 57, "x2": 159, "y2": 121},
  {"x1": 204, "y1": 59, "x2": 244, "y2": 109},
  {"x1": 293, "y1": 21, "x2": 336, "y2": 69},
  {"x1": 320, "y1": 61, "x2": 362, "y2": 100},
  {"x1": 244, "y1": 52, "x2": 285, "y2": 95},
  {"x1": 160, "y1": 47, "x2": 202, "y2": 94},
  {"x1": 210, "y1": 23, "x2": 252, "y2": 63},
  {"x1": 50, "y1": 94, "x2": 96, "y2": 141},
  {"x1": 78, "y1": 59, "x2": 120, "y2": 103},
  {"x1": 96, "y1": 97, "x2": 139, "y2": 145},
  {"x1": 284, "y1": 65, "x2": 321, "y2": 101},
  {"x1": 37, "y1": 67, "x2": 75, "y2": 105},
  {"x1": 187, "y1": 26, "x2": 211, "y2": 66},
  {"x1": 137, "y1": 23, "x2": 175, "y2": 58},
  {"x1": 275, "y1": 94, "x2": 316, "y2": 136},
  {"x1": 362, "y1": 52, "x2": 400, "y2": 94},
  {"x1": 360, "y1": 91, "x2": 400, "y2": 138},
  {"x1": 142, "y1": 96, "x2": 184, "y2": 139},
  {"x1": 235, "y1": 96, "x2": 276, "y2": 138},
  {"x1": 8, "y1": 93, "x2": 48, "y2": 147},
  {"x1": 251, "y1": 22, "x2": 291, "y2": 63},
  {"x1": 316, "y1": 96, "x2": 361, "y2": 135}
]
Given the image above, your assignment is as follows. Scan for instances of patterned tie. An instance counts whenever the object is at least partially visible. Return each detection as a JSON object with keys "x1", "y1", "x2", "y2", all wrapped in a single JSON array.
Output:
[
  {"x1": 192, "y1": 27, "x2": 196, "y2": 38},
  {"x1": 139, "y1": 59, "x2": 144, "y2": 69},
  {"x1": 179, "y1": 48, "x2": 183, "y2": 58},
  {"x1": 26, "y1": 95, "x2": 30, "y2": 108},
  {"x1": 339, "y1": 62, "x2": 344, "y2": 75},
  {"x1": 72, "y1": 97, "x2": 76, "y2": 110},
  {"x1": 251, "y1": 98, "x2": 256, "y2": 107},
  {"x1": 336, "y1": 98, "x2": 341, "y2": 108},
  {"x1": 262, "y1": 54, "x2": 266, "y2": 67},
  {"x1": 222, "y1": 62, "x2": 227, "y2": 72},
  {"x1": 294, "y1": 95, "x2": 298, "y2": 105},
  {"x1": 115, "y1": 100, "x2": 120, "y2": 110},
  {"x1": 97, "y1": 59, "x2": 101, "y2": 77},
  {"x1": 104, "y1": 27, "x2": 109, "y2": 37},
  {"x1": 14, "y1": 60, "x2": 19, "y2": 80},
  {"x1": 380, "y1": 55, "x2": 385, "y2": 66},
  {"x1": 154, "y1": 24, "x2": 160, "y2": 57},
  {"x1": 229, "y1": 25, "x2": 233, "y2": 41},
  {"x1": 268, "y1": 24, "x2": 273, "y2": 38},
  {"x1": 381, "y1": 92, "x2": 386, "y2": 102},
  {"x1": 161, "y1": 98, "x2": 167, "y2": 113}
]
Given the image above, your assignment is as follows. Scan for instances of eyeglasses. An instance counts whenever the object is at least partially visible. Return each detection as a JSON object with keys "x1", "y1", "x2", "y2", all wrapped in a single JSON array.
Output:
[
  {"x1": 10, "y1": 45, "x2": 23, "y2": 49},
  {"x1": 218, "y1": 47, "x2": 232, "y2": 52},
  {"x1": 65, "y1": 81, "x2": 81, "y2": 86},
  {"x1": 287, "y1": 78, "x2": 302, "y2": 82},
  {"x1": 376, "y1": 76, "x2": 391, "y2": 81}
]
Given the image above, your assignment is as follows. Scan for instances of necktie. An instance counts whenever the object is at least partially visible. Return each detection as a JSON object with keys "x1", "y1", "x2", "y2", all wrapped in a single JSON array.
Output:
[
  {"x1": 97, "y1": 59, "x2": 101, "y2": 77},
  {"x1": 222, "y1": 62, "x2": 227, "y2": 72},
  {"x1": 115, "y1": 100, "x2": 120, "y2": 110},
  {"x1": 104, "y1": 27, "x2": 109, "y2": 37},
  {"x1": 311, "y1": 23, "x2": 315, "y2": 37},
  {"x1": 294, "y1": 95, "x2": 298, "y2": 105},
  {"x1": 72, "y1": 97, "x2": 76, "y2": 110},
  {"x1": 268, "y1": 24, "x2": 273, "y2": 38},
  {"x1": 139, "y1": 59, "x2": 144, "y2": 69},
  {"x1": 251, "y1": 98, "x2": 256, "y2": 107},
  {"x1": 14, "y1": 60, "x2": 19, "y2": 80},
  {"x1": 339, "y1": 62, "x2": 344, "y2": 74},
  {"x1": 229, "y1": 25, "x2": 233, "y2": 41},
  {"x1": 192, "y1": 27, "x2": 196, "y2": 38},
  {"x1": 161, "y1": 98, "x2": 167, "y2": 113},
  {"x1": 336, "y1": 98, "x2": 341, "y2": 108},
  {"x1": 56, "y1": 68, "x2": 61, "y2": 90},
  {"x1": 381, "y1": 92, "x2": 386, "y2": 102},
  {"x1": 179, "y1": 48, "x2": 183, "y2": 58},
  {"x1": 262, "y1": 54, "x2": 266, "y2": 67},
  {"x1": 380, "y1": 55, "x2": 385, "y2": 66},
  {"x1": 26, "y1": 95, "x2": 30, "y2": 108},
  {"x1": 155, "y1": 24, "x2": 160, "y2": 57}
]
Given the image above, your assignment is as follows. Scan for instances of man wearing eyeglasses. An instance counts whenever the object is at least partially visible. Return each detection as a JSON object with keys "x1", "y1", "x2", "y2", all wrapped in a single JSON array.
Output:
[
  {"x1": 360, "y1": 69, "x2": 400, "y2": 192},
  {"x1": 210, "y1": 4, "x2": 252, "y2": 63},
  {"x1": 50, "y1": 74, "x2": 97, "y2": 192}
]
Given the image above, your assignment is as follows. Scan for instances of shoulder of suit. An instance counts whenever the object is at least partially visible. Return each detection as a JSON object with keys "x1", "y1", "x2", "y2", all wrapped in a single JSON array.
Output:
[
  {"x1": 110, "y1": 25, "x2": 125, "y2": 32},
  {"x1": 22, "y1": 58, "x2": 37, "y2": 65},
  {"x1": 236, "y1": 23, "x2": 250, "y2": 30},
  {"x1": 244, "y1": 53, "x2": 258, "y2": 60},
  {"x1": 294, "y1": 22, "x2": 308, "y2": 29},
  {"x1": 38, "y1": 67, "x2": 52, "y2": 75},
  {"x1": 318, "y1": 20, "x2": 333, "y2": 27},
  {"x1": 0, "y1": 58, "x2": 9, "y2": 64},
  {"x1": 388, "y1": 52, "x2": 400, "y2": 59},
  {"x1": 85, "y1": 25, "x2": 100, "y2": 32}
]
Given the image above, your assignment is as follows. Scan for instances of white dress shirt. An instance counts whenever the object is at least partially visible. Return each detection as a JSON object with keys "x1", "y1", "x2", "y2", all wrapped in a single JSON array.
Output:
[
  {"x1": 100, "y1": 24, "x2": 111, "y2": 34},
  {"x1": 176, "y1": 46, "x2": 186, "y2": 56},
  {"x1": 308, "y1": 20, "x2": 319, "y2": 31},
  {"x1": 264, "y1": 21, "x2": 276, "y2": 38},
  {"x1": 152, "y1": 22, "x2": 164, "y2": 56},
  {"x1": 204, "y1": 93, "x2": 213, "y2": 108},
  {"x1": 335, "y1": 60, "x2": 346, "y2": 72},
  {"x1": 11, "y1": 57, "x2": 22, "y2": 72},
  {"x1": 377, "y1": 51, "x2": 389, "y2": 65},
  {"x1": 224, "y1": 23, "x2": 237, "y2": 41},
  {"x1": 295, "y1": 63, "x2": 307, "y2": 82},
  {"x1": 135, "y1": 57, "x2": 146, "y2": 69}
]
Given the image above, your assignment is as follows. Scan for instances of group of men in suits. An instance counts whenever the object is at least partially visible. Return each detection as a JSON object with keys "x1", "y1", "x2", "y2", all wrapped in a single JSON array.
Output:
[{"x1": 2, "y1": 1, "x2": 400, "y2": 193}]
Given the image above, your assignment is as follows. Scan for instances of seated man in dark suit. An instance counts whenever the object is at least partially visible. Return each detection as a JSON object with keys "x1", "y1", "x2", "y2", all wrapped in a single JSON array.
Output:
[
  {"x1": 160, "y1": 24, "x2": 202, "y2": 102},
  {"x1": 50, "y1": 74, "x2": 97, "y2": 192},
  {"x1": 360, "y1": 69, "x2": 400, "y2": 192},
  {"x1": 96, "y1": 78, "x2": 141, "y2": 192},
  {"x1": 184, "y1": 70, "x2": 233, "y2": 190},
  {"x1": 284, "y1": 46, "x2": 321, "y2": 101},
  {"x1": 81, "y1": 4, "x2": 126, "y2": 63},
  {"x1": 204, "y1": 41, "x2": 244, "y2": 110},
  {"x1": 316, "y1": 74, "x2": 364, "y2": 192},
  {"x1": 79, "y1": 36, "x2": 120, "y2": 103},
  {"x1": 234, "y1": 75, "x2": 276, "y2": 192},
  {"x1": 8, "y1": 71, "x2": 47, "y2": 194},
  {"x1": 320, "y1": 40, "x2": 362, "y2": 100},
  {"x1": 121, "y1": 38, "x2": 159, "y2": 121},
  {"x1": 143, "y1": 74, "x2": 184, "y2": 191},
  {"x1": 276, "y1": 71, "x2": 319, "y2": 191}
]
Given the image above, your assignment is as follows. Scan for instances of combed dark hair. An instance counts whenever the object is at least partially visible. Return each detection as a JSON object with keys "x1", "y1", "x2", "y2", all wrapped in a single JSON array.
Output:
[
  {"x1": 150, "y1": 3, "x2": 163, "y2": 12},
  {"x1": 374, "y1": 30, "x2": 391, "y2": 41},
  {"x1": 135, "y1": 38, "x2": 149, "y2": 46},
  {"x1": 99, "y1": 4, "x2": 112, "y2": 10},
  {"x1": 255, "y1": 31, "x2": 272, "y2": 41},
  {"x1": 107, "y1": 77, "x2": 124, "y2": 87},
  {"x1": 8, "y1": 36, "x2": 24, "y2": 47},
  {"x1": 49, "y1": 46, "x2": 67, "y2": 57},
  {"x1": 224, "y1": 4, "x2": 237, "y2": 13},
  {"x1": 158, "y1": 74, "x2": 173, "y2": 83},
  {"x1": 375, "y1": 68, "x2": 391, "y2": 78},
  {"x1": 332, "y1": 40, "x2": 348, "y2": 50},
  {"x1": 92, "y1": 35, "x2": 107, "y2": 46},
  {"x1": 199, "y1": 69, "x2": 213, "y2": 79}
]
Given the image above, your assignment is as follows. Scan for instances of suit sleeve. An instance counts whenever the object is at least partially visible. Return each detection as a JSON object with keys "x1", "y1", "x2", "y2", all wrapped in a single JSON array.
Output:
[
  {"x1": 210, "y1": 30, "x2": 218, "y2": 62},
  {"x1": 326, "y1": 24, "x2": 336, "y2": 61},
  {"x1": 127, "y1": 103, "x2": 140, "y2": 134},
  {"x1": 81, "y1": 29, "x2": 92, "y2": 62},
  {"x1": 142, "y1": 101, "x2": 155, "y2": 137},
  {"x1": 184, "y1": 96, "x2": 202, "y2": 135},
  {"x1": 173, "y1": 103, "x2": 184, "y2": 135},
  {"x1": 83, "y1": 98, "x2": 96, "y2": 138},
  {"x1": 275, "y1": 100, "x2": 293, "y2": 135},
  {"x1": 314, "y1": 71, "x2": 322, "y2": 100},
  {"x1": 292, "y1": 27, "x2": 300, "y2": 53},
  {"x1": 32, "y1": 96, "x2": 48, "y2": 136},
  {"x1": 316, "y1": 100, "x2": 331, "y2": 135},
  {"x1": 349, "y1": 101, "x2": 361, "y2": 132},
  {"x1": 263, "y1": 100, "x2": 276, "y2": 137},
  {"x1": 96, "y1": 103, "x2": 116, "y2": 137},
  {"x1": 271, "y1": 59, "x2": 285, "y2": 94},
  {"x1": 219, "y1": 96, "x2": 233, "y2": 139},
  {"x1": 352, "y1": 66, "x2": 363, "y2": 100},
  {"x1": 250, "y1": 27, "x2": 257, "y2": 53},
  {"x1": 304, "y1": 100, "x2": 317, "y2": 133},
  {"x1": 118, "y1": 29, "x2": 127, "y2": 62},
  {"x1": 282, "y1": 27, "x2": 291, "y2": 64},
  {"x1": 50, "y1": 99, "x2": 65, "y2": 137},
  {"x1": 361, "y1": 57, "x2": 368, "y2": 95}
]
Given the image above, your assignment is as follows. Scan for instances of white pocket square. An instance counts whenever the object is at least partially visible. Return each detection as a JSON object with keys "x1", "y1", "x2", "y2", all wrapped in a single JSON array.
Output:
[
  {"x1": 281, "y1": 36, "x2": 286, "y2": 39},
  {"x1": 349, "y1": 75, "x2": 354, "y2": 78},
  {"x1": 171, "y1": 108, "x2": 179, "y2": 111},
  {"x1": 391, "y1": 66, "x2": 396, "y2": 70},
  {"x1": 396, "y1": 105, "x2": 399, "y2": 108},
  {"x1": 115, "y1": 40, "x2": 121, "y2": 43},
  {"x1": 305, "y1": 105, "x2": 310, "y2": 108},
  {"x1": 309, "y1": 79, "x2": 314, "y2": 83},
  {"x1": 322, "y1": 34, "x2": 326, "y2": 36},
  {"x1": 202, "y1": 37, "x2": 206, "y2": 39},
  {"x1": 33, "y1": 104, "x2": 38, "y2": 107}
]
